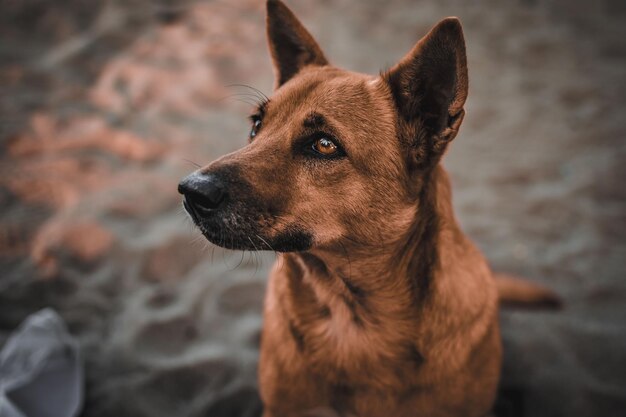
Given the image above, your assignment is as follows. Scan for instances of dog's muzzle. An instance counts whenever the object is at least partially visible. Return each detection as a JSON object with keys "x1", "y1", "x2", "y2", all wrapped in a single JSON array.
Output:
[{"x1": 177, "y1": 167, "x2": 313, "y2": 252}]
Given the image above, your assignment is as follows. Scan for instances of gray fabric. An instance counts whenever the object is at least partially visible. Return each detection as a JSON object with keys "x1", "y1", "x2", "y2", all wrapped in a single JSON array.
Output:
[{"x1": 0, "y1": 309, "x2": 83, "y2": 417}]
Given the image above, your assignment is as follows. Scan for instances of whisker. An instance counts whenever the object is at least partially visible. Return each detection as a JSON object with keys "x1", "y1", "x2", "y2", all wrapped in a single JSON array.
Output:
[
  {"x1": 182, "y1": 158, "x2": 202, "y2": 168},
  {"x1": 230, "y1": 97, "x2": 260, "y2": 107},
  {"x1": 217, "y1": 93, "x2": 266, "y2": 105},
  {"x1": 256, "y1": 234, "x2": 275, "y2": 253},
  {"x1": 247, "y1": 236, "x2": 261, "y2": 279},
  {"x1": 225, "y1": 83, "x2": 269, "y2": 102}
]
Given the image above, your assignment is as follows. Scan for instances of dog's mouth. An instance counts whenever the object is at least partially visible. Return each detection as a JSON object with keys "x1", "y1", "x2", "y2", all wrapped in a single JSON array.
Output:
[
  {"x1": 182, "y1": 196, "x2": 313, "y2": 252},
  {"x1": 182, "y1": 196, "x2": 247, "y2": 250}
]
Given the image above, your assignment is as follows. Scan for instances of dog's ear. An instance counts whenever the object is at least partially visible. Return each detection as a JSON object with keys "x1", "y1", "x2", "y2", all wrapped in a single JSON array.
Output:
[
  {"x1": 384, "y1": 18, "x2": 468, "y2": 154},
  {"x1": 266, "y1": 0, "x2": 328, "y2": 88}
]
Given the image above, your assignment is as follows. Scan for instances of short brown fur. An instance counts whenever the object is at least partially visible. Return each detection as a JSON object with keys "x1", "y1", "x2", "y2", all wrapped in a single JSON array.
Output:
[{"x1": 178, "y1": 1, "x2": 560, "y2": 416}]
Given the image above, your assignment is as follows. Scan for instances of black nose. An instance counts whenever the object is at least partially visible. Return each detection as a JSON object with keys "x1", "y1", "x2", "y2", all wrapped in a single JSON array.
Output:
[{"x1": 178, "y1": 172, "x2": 226, "y2": 212}]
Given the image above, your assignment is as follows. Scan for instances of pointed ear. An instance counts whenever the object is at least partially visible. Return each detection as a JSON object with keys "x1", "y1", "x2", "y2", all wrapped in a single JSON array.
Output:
[
  {"x1": 384, "y1": 17, "x2": 468, "y2": 149},
  {"x1": 266, "y1": 0, "x2": 328, "y2": 88}
]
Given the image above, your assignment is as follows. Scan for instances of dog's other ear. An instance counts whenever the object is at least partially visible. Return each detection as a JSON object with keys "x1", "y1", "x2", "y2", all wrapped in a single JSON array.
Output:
[
  {"x1": 384, "y1": 17, "x2": 468, "y2": 151},
  {"x1": 266, "y1": 0, "x2": 328, "y2": 88}
]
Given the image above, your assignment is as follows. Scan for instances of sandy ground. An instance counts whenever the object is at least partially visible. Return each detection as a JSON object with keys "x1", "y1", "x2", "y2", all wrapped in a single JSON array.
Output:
[{"x1": 0, "y1": 0, "x2": 625, "y2": 416}]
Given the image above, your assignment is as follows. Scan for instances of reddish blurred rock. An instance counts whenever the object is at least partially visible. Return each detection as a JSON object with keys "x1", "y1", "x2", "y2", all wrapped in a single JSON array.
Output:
[
  {"x1": 3, "y1": 157, "x2": 110, "y2": 209},
  {"x1": 90, "y1": 11, "x2": 226, "y2": 116},
  {"x1": 8, "y1": 115, "x2": 165, "y2": 162},
  {"x1": 31, "y1": 219, "x2": 114, "y2": 278}
]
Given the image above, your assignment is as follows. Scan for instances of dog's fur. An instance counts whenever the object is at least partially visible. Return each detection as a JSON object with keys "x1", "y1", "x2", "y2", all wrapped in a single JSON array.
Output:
[{"x1": 178, "y1": 1, "x2": 559, "y2": 416}]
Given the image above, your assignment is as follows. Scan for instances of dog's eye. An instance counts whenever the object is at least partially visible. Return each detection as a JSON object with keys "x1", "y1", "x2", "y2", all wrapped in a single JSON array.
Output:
[
  {"x1": 312, "y1": 137, "x2": 338, "y2": 156},
  {"x1": 249, "y1": 117, "x2": 262, "y2": 140}
]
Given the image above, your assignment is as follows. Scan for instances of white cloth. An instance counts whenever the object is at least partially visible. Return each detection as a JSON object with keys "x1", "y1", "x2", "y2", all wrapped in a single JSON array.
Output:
[{"x1": 0, "y1": 309, "x2": 83, "y2": 417}]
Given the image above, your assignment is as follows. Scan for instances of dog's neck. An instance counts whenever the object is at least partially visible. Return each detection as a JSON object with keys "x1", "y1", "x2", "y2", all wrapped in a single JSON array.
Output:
[{"x1": 280, "y1": 165, "x2": 487, "y2": 335}]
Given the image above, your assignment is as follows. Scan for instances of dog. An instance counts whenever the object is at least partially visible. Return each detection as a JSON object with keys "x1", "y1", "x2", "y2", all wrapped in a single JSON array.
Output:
[{"x1": 178, "y1": 1, "x2": 560, "y2": 416}]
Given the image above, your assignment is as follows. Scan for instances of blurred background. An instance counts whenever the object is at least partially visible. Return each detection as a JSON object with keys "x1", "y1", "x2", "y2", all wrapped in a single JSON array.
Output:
[{"x1": 0, "y1": 0, "x2": 625, "y2": 416}]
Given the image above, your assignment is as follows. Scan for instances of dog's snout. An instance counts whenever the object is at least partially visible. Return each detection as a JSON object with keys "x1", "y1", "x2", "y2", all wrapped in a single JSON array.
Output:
[{"x1": 178, "y1": 172, "x2": 226, "y2": 211}]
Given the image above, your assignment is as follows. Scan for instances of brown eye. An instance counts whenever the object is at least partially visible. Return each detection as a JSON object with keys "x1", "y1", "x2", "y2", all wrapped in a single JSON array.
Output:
[{"x1": 312, "y1": 137, "x2": 337, "y2": 155}]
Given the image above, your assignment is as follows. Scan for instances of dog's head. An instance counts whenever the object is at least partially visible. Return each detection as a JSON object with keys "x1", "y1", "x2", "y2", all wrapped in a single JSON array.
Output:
[{"x1": 178, "y1": 0, "x2": 467, "y2": 252}]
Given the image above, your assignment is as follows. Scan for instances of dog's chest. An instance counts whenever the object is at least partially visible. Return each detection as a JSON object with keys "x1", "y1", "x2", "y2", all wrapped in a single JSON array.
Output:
[
  {"x1": 273, "y1": 256, "x2": 425, "y2": 389},
  {"x1": 298, "y1": 299, "x2": 424, "y2": 387}
]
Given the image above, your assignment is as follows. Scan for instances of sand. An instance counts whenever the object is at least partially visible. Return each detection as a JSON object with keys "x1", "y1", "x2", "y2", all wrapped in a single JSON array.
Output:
[{"x1": 0, "y1": 0, "x2": 625, "y2": 416}]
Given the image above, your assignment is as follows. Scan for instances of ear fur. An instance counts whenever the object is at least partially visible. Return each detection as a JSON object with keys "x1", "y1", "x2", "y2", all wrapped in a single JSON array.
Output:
[
  {"x1": 384, "y1": 18, "x2": 468, "y2": 161},
  {"x1": 266, "y1": 0, "x2": 328, "y2": 88}
]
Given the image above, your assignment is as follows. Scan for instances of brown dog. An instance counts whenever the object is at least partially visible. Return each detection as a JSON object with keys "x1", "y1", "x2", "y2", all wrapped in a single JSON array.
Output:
[{"x1": 178, "y1": 1, "x2": 559, "y2": 416}]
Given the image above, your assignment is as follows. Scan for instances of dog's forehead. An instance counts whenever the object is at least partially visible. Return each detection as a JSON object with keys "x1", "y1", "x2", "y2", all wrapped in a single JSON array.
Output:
[{"x1": 270, "y1": 68, "x2": 386, "y2": 117}]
